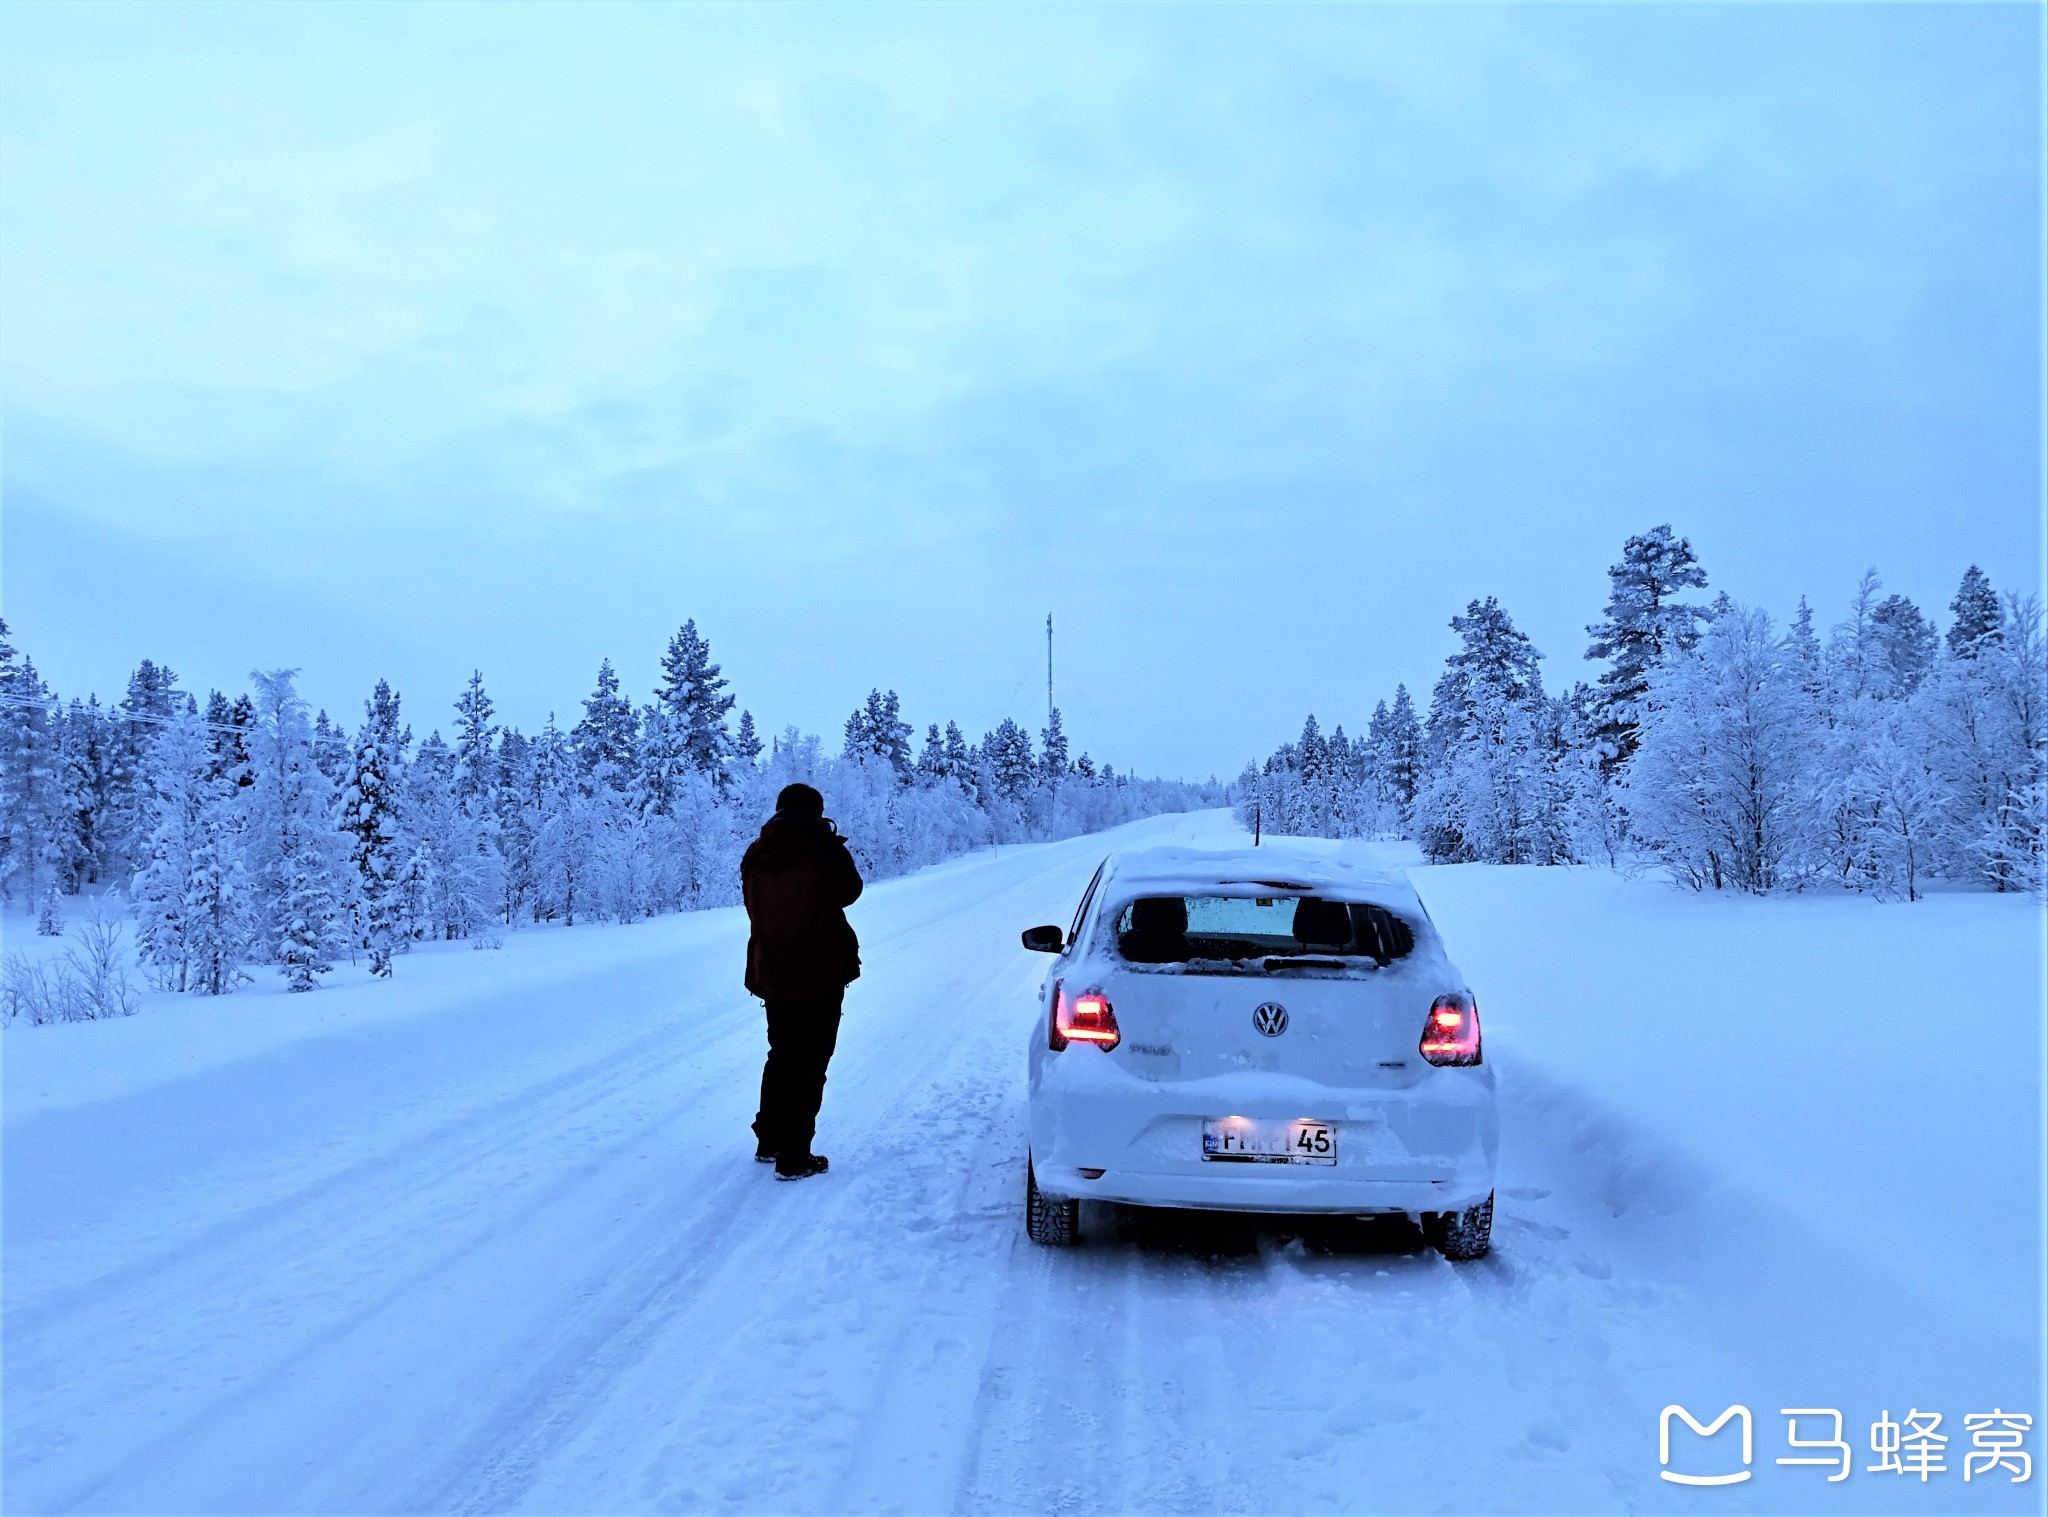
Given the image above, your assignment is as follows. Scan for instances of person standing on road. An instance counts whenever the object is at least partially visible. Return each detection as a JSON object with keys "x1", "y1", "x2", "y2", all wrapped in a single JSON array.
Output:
[{"x1": 741, "y1": 782, "x2": 863, "y2": 1181}]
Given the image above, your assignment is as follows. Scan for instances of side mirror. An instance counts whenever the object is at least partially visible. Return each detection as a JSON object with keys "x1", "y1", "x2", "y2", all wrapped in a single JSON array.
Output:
[{"x1": 1020, "y1": 925, "x2": 1065, "y2": 953}]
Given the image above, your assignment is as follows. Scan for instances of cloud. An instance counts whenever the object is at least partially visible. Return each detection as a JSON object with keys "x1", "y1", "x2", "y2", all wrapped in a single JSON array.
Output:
[{"x1": 2, "y1": 2, "x2": 2038, "y2": 773}]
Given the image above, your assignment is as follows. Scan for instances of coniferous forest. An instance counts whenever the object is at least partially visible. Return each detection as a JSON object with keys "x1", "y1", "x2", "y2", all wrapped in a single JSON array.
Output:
[
  {"x1": 1238, "y1": 528, "x2": 2043, "y2": 901},
  {"x1": 4, "y1": 527, "x2": 2041, "y2": 1023},
  {"x1": 0, "y1": 618, "x2": 1210, "y2": 1014}
]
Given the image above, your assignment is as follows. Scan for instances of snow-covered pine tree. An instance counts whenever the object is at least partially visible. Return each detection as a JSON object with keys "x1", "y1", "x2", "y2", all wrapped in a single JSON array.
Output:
[
  {"x1": 1584, "y1": 525, "x2": 1709, "y2": 772},
  {"x1": 1947, "y1": 566, "x2": 2002, "y2": 659},
  {"x1": 656, "y1": 620, "x2": 734, "y2": 778},
  {"x1": 345, "y1": 680, "x2": 406, "y2": 976}
]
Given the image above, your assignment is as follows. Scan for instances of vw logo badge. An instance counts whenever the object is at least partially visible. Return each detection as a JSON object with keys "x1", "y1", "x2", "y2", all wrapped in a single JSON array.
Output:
[{"x1": 1252, "y1": 1002, "x2": 1289, "y2": 1037}]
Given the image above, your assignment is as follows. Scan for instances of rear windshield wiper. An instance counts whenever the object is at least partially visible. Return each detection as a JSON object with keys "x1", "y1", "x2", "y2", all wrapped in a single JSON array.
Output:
[{"x1": 1261, "y1": 955, "x2": 1367, "y2": 972}]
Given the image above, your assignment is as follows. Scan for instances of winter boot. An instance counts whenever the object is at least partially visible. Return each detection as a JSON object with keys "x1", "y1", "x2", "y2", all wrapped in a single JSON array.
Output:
[{"x1": 774, "y1": 1153, "x2": 830, "y2": 1182}]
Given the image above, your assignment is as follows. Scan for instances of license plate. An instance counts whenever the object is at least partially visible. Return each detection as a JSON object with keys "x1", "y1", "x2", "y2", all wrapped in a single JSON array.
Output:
[{"x1": 1201, "y1": 1117, "x2": 1337, "y2": 1165}]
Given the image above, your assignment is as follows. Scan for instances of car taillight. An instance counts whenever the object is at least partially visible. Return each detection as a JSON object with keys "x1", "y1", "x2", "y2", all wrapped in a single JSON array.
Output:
[
  {"x1": 1419, "y1": 992, "x2": 1480, "y2": 1066},
  {"x1": 1049, "y1": 983, "x2": 1119, "y2": 1052}
]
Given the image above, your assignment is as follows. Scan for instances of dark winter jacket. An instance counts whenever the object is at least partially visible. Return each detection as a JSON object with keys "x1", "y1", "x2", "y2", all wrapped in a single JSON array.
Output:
[{"x1": 741, "y1": 814, "x2": 864, "y2": 1000}]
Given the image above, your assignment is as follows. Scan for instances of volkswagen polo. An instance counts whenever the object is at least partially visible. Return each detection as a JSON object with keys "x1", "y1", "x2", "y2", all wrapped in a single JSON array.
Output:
[{"x1": 1019, "y1": 844, "x2": 1497, "y2": 1257}]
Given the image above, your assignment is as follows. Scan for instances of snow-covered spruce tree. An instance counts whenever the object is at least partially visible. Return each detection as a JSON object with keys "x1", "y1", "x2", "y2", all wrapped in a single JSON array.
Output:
[
  {"x1": 843, "y1": 689, "x2": 913, "y2": 780},
  {"x1": 344, "y1": 680, "x2": 407, "y2": 976},
  {"x1": 452, "y1": 672, "x2": 497, "y2": 806},
  {"x1": 1584, "y1": 525, "x2": 1710, "y2": 773},
  {"x1": 1625, "y1": 602, "x2": 1814, "y2": 893},
  {"x1": 915, "y1": 723, "x2": 950, "y2": 786},
  {"x1": 1413, "y1": 597, "x2": 1549, "y2": 864},
  {"x1": 402, "y1": 731, "x2": 504, "y2": 943},
  {"x1": 246, "y1": 670, "x2": 347, "y2": 988},
  {"x1": 527, "y1": 715, "x2": 594, "y2": 925},
  {"x1": 204, "y1": 691, "x2": 257, "y2": 792},
  {"x1": 493, "y1": 727, "x2": 535, "y2": 923},
  {"x1": 130, "y1": 708, "x2": 211, "y2": 991},
  {"x1": 52, "y1": 697, "x2": 120, "y2": 893},
  {"x1": 0, "y1": 626, "x2": 61, "y2": 907},
  {"x1": 1869, "y1": 593, "x2": 1938, "y2": 697},
  {"x1": 656, "y1": 619, "x2": 734, "y2": 779},
  {"x1": 112, "y1": 657, "x2": 183, "y2": 875},
  {"x1": 572, "y1": 659, "x2": 639, "y2": 791},
  {"x1": 1039, "y1": 707, "x2": 1070, "y2": 787},
  {"x1": 278, "y1": 841, "x2": 338, "y2": 991},
  {"x1": 976, "y1": 718, "x2": 1037, "y2": 841},
  {"x1": 1970, "y1": 595, "x2": 2046, "y2": 891},
  {"x1": 310, "y1": 709, "x2": 348, "y2": 787},
  {"x1": 733, "y1": 709, "x2": 763, "y2": 766},
  {"x1": 1948, "y1": 565, "x2": 2002, "y2": 659},
  {"x1": 635, "y1": 702, "x2": 689, "y2": 819},
  {"x1": 181, "y1": 826, "x2": 254, "y2": 996},
  {"x1": 1370, "y1": 687, "x2": 1421, "y2": 824}
]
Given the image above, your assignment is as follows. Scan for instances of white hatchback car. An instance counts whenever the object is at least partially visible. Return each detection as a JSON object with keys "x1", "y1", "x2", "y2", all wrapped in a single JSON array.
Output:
[{"x1": 1020, "y1": 844, "x2": 1497, "y2": 1258}]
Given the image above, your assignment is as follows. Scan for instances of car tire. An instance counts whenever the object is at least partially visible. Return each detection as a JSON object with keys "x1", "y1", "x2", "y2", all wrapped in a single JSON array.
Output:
[
  {"x1": 1025, "y1": 1157, "x2": 1080, "y2": 1247},
  {"x1": 1425, "y1": 1192, "x2": 1493, "y2": 1261}
]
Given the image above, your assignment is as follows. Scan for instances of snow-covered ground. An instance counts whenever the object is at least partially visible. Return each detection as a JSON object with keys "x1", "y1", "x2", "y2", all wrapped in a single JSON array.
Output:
[{"x1": 3, "y1": 810, "x2": 2040, "y2": 1514}]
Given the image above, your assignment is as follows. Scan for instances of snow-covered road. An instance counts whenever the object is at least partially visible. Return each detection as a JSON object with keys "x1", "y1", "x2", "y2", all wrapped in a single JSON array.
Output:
[{"x1": 5, "y1": 812, "x2": 2039, "y2": 1514}]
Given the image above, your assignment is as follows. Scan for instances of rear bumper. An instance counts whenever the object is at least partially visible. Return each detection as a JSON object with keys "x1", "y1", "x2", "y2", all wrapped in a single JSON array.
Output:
[{"x1": 1029, "y1": 1046, "x2": 1497, "y2": 1215}]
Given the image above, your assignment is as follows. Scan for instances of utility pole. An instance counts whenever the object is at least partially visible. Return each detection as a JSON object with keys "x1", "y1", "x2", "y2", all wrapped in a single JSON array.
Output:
[{"x1": 1046, "y1": 612, "x2": 1055, "y2": 731}]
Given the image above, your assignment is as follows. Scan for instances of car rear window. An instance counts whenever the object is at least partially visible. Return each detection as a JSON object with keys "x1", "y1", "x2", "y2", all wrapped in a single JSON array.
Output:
[{"x1": 1113, "y1": 895, "x2": 1416, "y2": 967}]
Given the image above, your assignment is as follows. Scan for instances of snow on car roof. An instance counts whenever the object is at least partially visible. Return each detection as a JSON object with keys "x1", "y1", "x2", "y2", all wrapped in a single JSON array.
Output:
[{"x1": 1100, "y1": 843, "x2": 1423, "y2": 909}]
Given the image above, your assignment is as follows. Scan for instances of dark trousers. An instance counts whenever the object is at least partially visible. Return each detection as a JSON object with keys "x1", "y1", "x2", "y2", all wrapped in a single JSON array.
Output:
[{"x1": 753, "y1": 991, "x2": 844, "y2": 1157}]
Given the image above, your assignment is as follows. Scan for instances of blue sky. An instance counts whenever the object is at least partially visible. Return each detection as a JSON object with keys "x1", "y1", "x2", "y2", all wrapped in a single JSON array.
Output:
[{"x1": 2, "y1": 3, "x2": 2039, "y2": 777}]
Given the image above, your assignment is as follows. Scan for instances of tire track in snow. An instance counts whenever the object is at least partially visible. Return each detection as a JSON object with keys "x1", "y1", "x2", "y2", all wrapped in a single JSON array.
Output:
[{"x1": 404, "y1": 832, "x2": 1114, "y2": 1514}]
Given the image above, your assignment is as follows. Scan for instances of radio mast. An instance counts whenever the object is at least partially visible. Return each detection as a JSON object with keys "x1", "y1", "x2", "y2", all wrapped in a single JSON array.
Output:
[{"x1": 1046, "y1": 613, "x2": 1055, "y2": 731}]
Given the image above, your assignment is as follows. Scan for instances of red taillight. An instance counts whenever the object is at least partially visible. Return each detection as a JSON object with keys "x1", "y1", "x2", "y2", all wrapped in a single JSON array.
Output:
[
  {"x1": 1049, "y1": 983, "x2": 1120, "y2": 1052},
  {"x1": 1419, "y1": 992, "x2": 1481, "y2": 1066}
]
